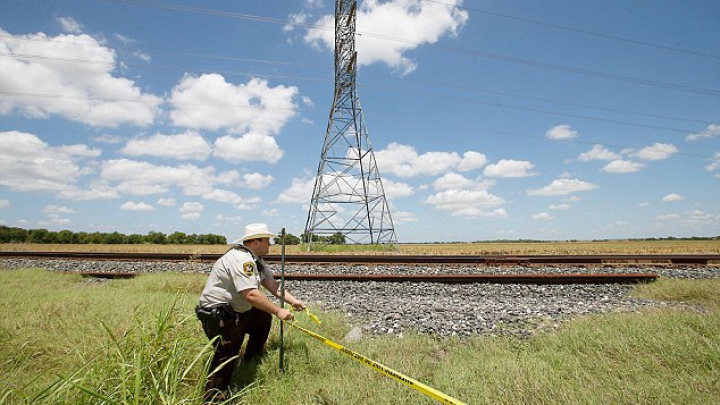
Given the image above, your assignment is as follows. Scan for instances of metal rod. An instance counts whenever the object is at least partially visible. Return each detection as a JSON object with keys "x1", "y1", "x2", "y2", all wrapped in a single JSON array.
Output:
[{"x1": 279, "y1": 227, "x2": 287, "y2": 373}]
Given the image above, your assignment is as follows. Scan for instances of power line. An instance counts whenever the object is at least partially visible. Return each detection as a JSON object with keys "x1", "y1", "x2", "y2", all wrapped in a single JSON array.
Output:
[
  {"x1": 2, "y1": 90, "x2": 713, "y2": 161},
  {"x1": 359, "y1": 84, "x2": 697, "y2": 134},
  {"x1": 0, "y1": 51, "x2": 330, "y2": 84},
  {"x1": 92, "y1": 0, "x2": 720, "y2": 97},
  {"x1": 0, "y1": 90, "x2": 305, "y2": 112},
  {"x1": 425, "y1": 0, "x2": 720, "y2": 60},
  {"x1": 1, "y1": 51, "x2": 713, "y2": 134},
  {"x1": 390, "y1": 76, "x2": 714, "y2": 126},
  {"x1": 356, "y1": 31, "x2": 720, "y2": 97},
  {"x1": 3, "y1": 34, "x2": 712, "y2": 127},
  {"x1": 362, "y1": 109, "x2": 716, "y2": 161}
]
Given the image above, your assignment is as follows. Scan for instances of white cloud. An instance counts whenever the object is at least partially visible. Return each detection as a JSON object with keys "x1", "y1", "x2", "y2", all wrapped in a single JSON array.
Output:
[
  {"x1": 277, "y1": 177, "x2": 315, "y2": 204},
  {"x1": 548, "y1": 203, "x2": 571, "y2": 210},
  {"x1": 662, "y1": 193, "x2": 684, "y2": 202},
  {"x1": 93, "y1": 134, "x2": 124, "y2": 144},
  {"x1": 456, "y1": 151, "x2": 488, "y2": 171},
  {"x1": 0, "y1": 29, "x2": 162, "y2": 127},
  {"x1": 179, "y1": 202, "x2": 203, "y2": 220},
  {"x1": 179, "y1": 201, "x2": 204, "y2": 213},
  {"x1": 578, "y1": 144, "x2": 621, "y2": 161},
  {"x1": 57, "y1": 144, "x2": 102, "y2": 158},
  {"x1": 121, "y1": 131, "x2": 212, "y2": 161},
  {"x1": 285, "y1": 12, "x2": 310, "y2": 32},
  {"x1": 56, "y1": 17, "x2": 83, "y2": 34},
  {"x1": 213, "y1": 132, "x2": 284, "y2": 164},
  {"x1": 0, "y1": 131, "x2": 102, "y2": 194},
  {"x1": 483, "y1": 159, "x2": 536, "y2": 178},
  {"x1": 181, "y1": 212, "x2": 201, "y2": 220},
  {"x1": 375, "y1": 143, "x2": 484, "y2": 178},
  {"x1": 389, "y1": 207, "x2": 418, "y2": 224},
  {"x1": 655, "y1": 211, "x2": 720, "y2": 229},
  {"x1": 120, "y1": 201, "x2": 155, "y2": 211},
  {"x1": 157, "y1": 198, "x2": 176, "y2": 207},
  {"x1": 48, "y1": 217, "x2": 72, "y2": 225},
  {"x1": 433, "y1": 172, "x2": 475, "y2": 191},
  {"x1": 381, "y1": 178, "x2": 414, "y2": 199},
  {"x1": 686, "y1": 124, "x2": 720, "y2": 141},
  {"x1": 215, "y1": 214, "x2": 243, "y2": 223},
  {"x1": 580, "y1": 143, "x2": 677, "y2": 173},
  {"x1": 201, "y1": 189, "x2": 261, "y2": 209},
  {"x1": 602, "y1": 159, "x2": 644, "y2": 173},
  {"x1": 56, "y1": 187, "x2": 119, "y2": 201},
  {"x1": 425, "y1": 189, "x2": 506, "y2": 219},
  {"x1": 527, "y1": 178, "x2": 599, "y2": 196},
  {"x1": 0, "y1": 200, "x2": 10, "y2": 209},
  {"x1": 303, "y1": 0, "x2": 469, "y2": 75},
  {"x1": 545, "y1": 124, "x2": 578, "y2": 140},
  {"x1": 133, "y1": 50, "x2": 151, "y2": 63},
  {"x1": 42, "y1": 205, "x2": 76, "y2": 214},
  {"x1": 705, "y1": 152, "x2": 720, "y2": 173},
  {"x1": 242, "y1": 172, "x2": 274, "y2": 189},
  {"x1": 686, "y1": 210, "x2": 712, "y2": 222},
  {"x1": 262, "y1": 208, "x2": 280, "y2": 217},
  {"x1": 631, "y1": 142, "x2": 678, "y2": 161},
  {"x1": 101, "y1": 159, "x2": 239, "y2": 197},
  {"x1": 168, "y1": 74, "x2": 299, "y2": 135},
  {"x1": 532, "y1": 212, "x2": 553, "y2": 220}
]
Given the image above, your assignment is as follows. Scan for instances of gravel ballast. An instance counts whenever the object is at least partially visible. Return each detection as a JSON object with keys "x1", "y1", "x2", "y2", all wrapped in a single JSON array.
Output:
[{"x1": 3, "y1": 259, "x2": 716, "y2": 338}]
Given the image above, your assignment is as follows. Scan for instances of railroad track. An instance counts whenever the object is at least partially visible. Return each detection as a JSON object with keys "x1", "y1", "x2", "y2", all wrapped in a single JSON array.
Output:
[
  {"x1": 6, "y1": 251, "x2": 717, "y2": 284},
  {"x1": 2, "y1": 251, "x2": 719, "y2": 266}
]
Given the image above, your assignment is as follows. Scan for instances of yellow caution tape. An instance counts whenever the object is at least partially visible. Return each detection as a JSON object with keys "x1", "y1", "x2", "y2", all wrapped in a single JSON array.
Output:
[
  {"x1": 301, "y1": 307, "x2": 321, "y2": 324},
  {"x1": 285, "y1": 310, "x2": 467, "y2": 405}
]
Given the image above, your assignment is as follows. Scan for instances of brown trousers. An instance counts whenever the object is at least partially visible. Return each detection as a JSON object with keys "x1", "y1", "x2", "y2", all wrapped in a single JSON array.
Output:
[{"x1": 202, "y1": 307, "x2": 272, "y2": 392}]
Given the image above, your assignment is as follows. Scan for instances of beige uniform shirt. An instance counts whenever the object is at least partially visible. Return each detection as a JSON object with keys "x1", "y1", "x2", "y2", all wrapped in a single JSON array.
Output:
[{"x1": 198, "y1": 246, "x2": 273, "y2": 313}]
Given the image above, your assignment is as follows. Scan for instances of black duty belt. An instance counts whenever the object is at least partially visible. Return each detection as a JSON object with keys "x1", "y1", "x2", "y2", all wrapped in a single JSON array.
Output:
[{"x1": 196, "y1": 303, "x2": 245, "y2": 319}]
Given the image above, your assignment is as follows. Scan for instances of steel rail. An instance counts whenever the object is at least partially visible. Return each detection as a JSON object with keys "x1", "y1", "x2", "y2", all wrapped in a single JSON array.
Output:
[
  {"x1": 60, "y1": 271, "x2": 658, "y2": 284},
  {"x1": 1, "y1": 252, "x2": 672, "y2": 283},
  {"x1": 2, "y1": 251, "x2": 719, "y2": 267},
  {"x1": 275, "y1": 272, "x2": 658, "y2": 284}
]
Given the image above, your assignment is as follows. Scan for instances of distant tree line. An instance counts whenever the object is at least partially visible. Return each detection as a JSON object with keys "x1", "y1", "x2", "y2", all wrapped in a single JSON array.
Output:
[
  {"x1": 273, "y1": 232, "x2": 346, "y2": 245},
  {"x1": 0, "y1": 226, "x2": 227, "y2": 245},
  {"x1": 466, "y1": 236, "x2": 720, "y2": 243},
  {"x1": 302, "y1": 232, "x2": 346, "y2": 245},
  {"x1": 0, "y1": 226, "x2": 352, "y2": 246}
]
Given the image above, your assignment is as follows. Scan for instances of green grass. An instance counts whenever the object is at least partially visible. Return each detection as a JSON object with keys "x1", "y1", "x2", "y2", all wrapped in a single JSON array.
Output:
[
  {"x1": 1, "y1": 269, "x2": 719, "y2": 404},
  {"x1": 300, "y1": 243, "x2": 398, "y2": 253}
]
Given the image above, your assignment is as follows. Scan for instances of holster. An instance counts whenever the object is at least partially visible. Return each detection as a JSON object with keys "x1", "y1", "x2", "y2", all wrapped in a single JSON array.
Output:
[{"x1": 195, "y1": 304, "x2": 237, "y2": 339}]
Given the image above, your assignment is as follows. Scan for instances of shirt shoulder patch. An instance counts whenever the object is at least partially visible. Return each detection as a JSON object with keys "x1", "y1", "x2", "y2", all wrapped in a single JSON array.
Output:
[{"x1": 242, "y1": 261, "x2": 255, "y2": 276}]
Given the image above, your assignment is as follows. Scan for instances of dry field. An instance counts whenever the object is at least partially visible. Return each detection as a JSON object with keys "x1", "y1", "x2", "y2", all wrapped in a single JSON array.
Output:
[{"x1": 2, "y1": 240, "x2": 719, "y2": 255}]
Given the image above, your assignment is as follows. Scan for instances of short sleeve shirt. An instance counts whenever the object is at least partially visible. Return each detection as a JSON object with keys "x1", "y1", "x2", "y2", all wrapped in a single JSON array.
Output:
[{"x1": 198, "y1": 247, "x2": 273, "y2": 313}]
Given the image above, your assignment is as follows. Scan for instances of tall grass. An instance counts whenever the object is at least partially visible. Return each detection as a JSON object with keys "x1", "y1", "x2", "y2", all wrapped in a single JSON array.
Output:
[
  {"x1": 1, "y1": 269, "x2": 719, "y2": 404},
  {"x1": 0, "y1": 270, "x2": 215, "y2": 404}
]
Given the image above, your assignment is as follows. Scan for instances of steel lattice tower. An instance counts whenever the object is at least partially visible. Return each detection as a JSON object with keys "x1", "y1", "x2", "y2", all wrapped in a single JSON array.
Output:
[{"x1": 304, "y1": 0, "x2": 397, "y2": 245}]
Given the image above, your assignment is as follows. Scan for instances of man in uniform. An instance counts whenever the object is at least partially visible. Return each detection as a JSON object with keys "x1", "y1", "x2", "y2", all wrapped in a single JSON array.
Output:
[{"x1": 196, "y1": 223, "x2": 306, "y2": 400}]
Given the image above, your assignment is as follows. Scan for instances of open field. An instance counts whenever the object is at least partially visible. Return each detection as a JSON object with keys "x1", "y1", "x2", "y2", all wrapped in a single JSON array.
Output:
[
  {"x1": 1, "y1": 268, "x2": 719, "y2": 404},
  {"x1": 2, "y1": 239, "x2": 720, "y2": 255}
]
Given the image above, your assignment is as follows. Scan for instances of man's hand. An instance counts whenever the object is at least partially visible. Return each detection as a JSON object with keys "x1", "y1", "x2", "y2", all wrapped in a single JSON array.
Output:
[
  {"x1": 292, "y1": 300, "x2": 307, "y2": 311},
  {"x1": 276, "y1": 308, "x2": 294, "y2": 321}
]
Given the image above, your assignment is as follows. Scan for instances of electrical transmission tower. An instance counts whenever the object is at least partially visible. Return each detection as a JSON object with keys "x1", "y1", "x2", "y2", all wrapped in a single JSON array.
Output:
[{"x1": 304, "y1": 0, "x2": 397, "y2": 245}]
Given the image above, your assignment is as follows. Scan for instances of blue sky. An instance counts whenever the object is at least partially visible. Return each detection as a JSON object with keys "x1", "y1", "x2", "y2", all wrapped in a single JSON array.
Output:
[{"x1": 1, "y1": 0, "x2": 718, "y2": 243}]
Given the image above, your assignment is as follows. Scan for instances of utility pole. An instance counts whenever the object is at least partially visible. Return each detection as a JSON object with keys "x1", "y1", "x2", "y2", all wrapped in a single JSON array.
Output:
[{"x1": 304, "y1": 0, "x2": 397, "y2": 246}]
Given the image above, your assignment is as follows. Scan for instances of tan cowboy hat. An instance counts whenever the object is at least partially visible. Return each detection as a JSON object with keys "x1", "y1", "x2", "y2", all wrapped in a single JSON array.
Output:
[{"x1": 232, "y1": 223, "x2": 277, "y2": 244}]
